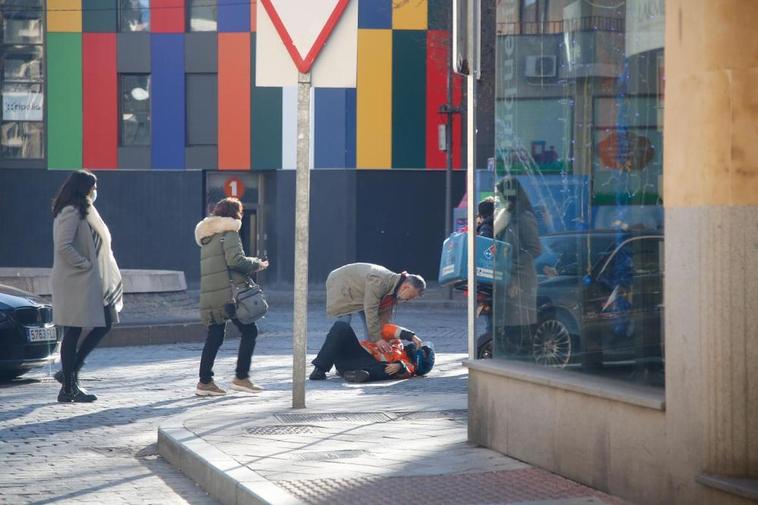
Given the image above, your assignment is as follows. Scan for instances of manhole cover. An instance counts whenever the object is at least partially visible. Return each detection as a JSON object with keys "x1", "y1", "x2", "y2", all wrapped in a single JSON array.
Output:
[
  {"x1": 294, "y1": 449, "x2": 370, "y2": 461},
  {"x1": 246, "y1": 425, "x2": 322, "y2": 436},
  {"x1": 274, "y1": 412, "x2": 392, "y2": 423},
  {"x1": 394, "y1": 409, "x2": 468, "y2": 420}
]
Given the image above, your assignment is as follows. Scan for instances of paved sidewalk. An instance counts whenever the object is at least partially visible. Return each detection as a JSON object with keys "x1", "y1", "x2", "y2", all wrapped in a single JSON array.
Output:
[{"x1": 158, "y1": 355, "x2": 630, "y2": 505}]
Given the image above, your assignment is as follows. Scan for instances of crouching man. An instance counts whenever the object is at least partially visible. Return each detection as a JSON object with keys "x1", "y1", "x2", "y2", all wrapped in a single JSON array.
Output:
[{"x1": 309, "y1": 322, "x2": 435, "y2": 383}]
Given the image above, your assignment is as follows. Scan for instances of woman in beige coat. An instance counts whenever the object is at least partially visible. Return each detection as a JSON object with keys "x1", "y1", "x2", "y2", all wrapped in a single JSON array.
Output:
[{"x1": 51, "y1": 170, "x2": 122, "y2": 403}]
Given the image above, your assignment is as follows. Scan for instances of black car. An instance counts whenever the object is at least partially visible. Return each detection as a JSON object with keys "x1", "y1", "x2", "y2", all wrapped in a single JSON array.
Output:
[
  {"x1": 0, "y1": 284, "x2": 61, "y2": 381},
  {"x1": 478, "y1": 230, "x2": 664, "y2": 370}
]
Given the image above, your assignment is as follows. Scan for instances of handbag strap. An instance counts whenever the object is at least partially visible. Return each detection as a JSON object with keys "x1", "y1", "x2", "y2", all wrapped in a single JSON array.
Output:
[{"x1": 220, "y1": 234, "x2": 257, "y2": 292}]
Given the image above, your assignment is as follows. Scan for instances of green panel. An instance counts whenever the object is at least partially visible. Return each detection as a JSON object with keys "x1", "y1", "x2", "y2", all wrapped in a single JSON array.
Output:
[
  {"x1": 252, "y1": 87, "x2": 282, "y2": 170},
  {"x1": 392, "y1": 30, "x2": 426, "y2": 169},
  {"x1": 47, "y1": 33, "x2": 82, "y2": 170},
  {"x1": 83, "y1": 0, "x2": 117, "y2": 32}
]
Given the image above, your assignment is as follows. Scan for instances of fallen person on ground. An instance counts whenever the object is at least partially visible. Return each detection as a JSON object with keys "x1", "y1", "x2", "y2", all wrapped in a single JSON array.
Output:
[{"x1": 309, "y1": 322, "x2": 435, "y2": 383}]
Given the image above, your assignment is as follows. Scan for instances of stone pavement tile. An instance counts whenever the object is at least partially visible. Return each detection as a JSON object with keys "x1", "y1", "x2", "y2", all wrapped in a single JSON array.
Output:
[{"x1": 276, "y1": 469, "x2": 628, "y2": 505}]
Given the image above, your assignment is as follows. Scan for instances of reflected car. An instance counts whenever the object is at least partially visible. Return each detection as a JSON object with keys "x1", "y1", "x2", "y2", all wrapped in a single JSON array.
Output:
[
  {"x1": 480, "y1": 230, "x2": 664, "y2": 369},
  {"x1": 0, "y1": 284, "x2": 61, "y2": 381}
]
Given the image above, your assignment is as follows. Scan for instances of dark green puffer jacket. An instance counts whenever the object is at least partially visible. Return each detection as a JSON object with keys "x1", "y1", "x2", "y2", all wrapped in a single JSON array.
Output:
[{"x1": 195, "y1": 216, "x2": 262, "y2": 326}]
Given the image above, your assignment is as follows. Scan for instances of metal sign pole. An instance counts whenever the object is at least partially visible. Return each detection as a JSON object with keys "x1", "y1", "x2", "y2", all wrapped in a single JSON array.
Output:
[
  {"x1": 292, "y1": 71, "x2": 311, "y2": 409},
  {"x1": 466, "y1": 0, "x2": 478, "y2": 361}
]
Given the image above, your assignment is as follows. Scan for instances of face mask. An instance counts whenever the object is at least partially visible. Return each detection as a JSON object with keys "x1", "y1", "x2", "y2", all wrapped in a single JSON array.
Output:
[{"x1": 90, "y1": 190, "x2": 97, "y2": 203}]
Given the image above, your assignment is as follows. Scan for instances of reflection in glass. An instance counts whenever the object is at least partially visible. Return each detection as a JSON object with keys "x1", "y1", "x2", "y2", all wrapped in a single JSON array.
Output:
[
  {"x1": 490, "y1": 0, "x2": 665, "y2": 388},
  {"x1": 1, "y1": 0, "x2": 43, "y2": 45},
  {"x1": 2, "y1": 45, "x2": 43, "y2": 81},
  {"x1": 1, "y1": 121, "x2": 43, "y2": 158},
  {"x1": 189, "y1": 0, "x2": 217, "y2": 31},
  {"x1": 119, "y1": 0, "x2": 150, "y2": 32},
  {"x1": 120, "y1": 74, "x2": 151, "y2": 146}
]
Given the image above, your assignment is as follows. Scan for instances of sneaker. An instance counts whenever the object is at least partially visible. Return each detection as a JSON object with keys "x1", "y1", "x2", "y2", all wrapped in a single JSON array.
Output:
[
  {"x1": 195, "y1": 381, "x2": 226, "y2": 396},
  {"x1": 309, "y1": 367, "x2": 327, "y2": 380},
  {"x1": 230, "y1": 377, "x2": 263, "y2": 393},
  {"x1": 343, "y1": 370, "x2": 371, "y2": 383}
]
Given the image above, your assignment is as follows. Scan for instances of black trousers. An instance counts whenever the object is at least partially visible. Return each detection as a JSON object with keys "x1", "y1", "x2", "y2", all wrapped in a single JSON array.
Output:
[
  {"x1": 61, "y1": 306, "x2": 113, "y2": 377},
  {"x1": 312, "y1": 321, "x2": 391, "y2": 381},
  {"x1": 199, "y1": 318, "x2": 258, "y2": 384}
]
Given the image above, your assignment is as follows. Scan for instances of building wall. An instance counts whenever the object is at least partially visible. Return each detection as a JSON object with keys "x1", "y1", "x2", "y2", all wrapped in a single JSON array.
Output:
[
  {"x1": 0, "y1": 168, "x2": 205, "y2": 280},
  {"x1": 38, "y1": 0, "x2": 473, "y2": 171},
  {"x1": 0, "y1": 169, "x2": 465, "y2": 286}
]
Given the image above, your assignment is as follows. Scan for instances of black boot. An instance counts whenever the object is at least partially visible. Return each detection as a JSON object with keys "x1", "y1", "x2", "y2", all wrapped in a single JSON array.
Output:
[
  {"x1": 57, "y1": 372, "x2": 96, "y2": 403},
  {"x1": 309, "y1": 367, "x2": 327, "y2": 380},
  {"x1": 343, "y1": 370, "x2": 370, "y2": 383},
  {"x1": 54, "y1": 369, "x2": 94, "y2": 397}
]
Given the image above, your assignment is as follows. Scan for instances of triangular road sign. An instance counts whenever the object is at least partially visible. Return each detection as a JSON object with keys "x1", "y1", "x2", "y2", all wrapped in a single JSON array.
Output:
[{"x1": 260, "y1": 0, "x2": 351, "y2": 74}]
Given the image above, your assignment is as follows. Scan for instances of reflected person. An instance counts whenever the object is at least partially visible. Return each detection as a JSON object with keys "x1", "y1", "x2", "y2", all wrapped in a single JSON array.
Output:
[{"x1": 495, "y1": 176, "x2": 541, "y2": 352}]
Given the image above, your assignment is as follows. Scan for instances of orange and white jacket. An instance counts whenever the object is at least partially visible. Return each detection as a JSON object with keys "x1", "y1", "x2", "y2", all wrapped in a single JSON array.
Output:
[{"x1": 359, "y1": 324, "x2": 417, "y2": 379}]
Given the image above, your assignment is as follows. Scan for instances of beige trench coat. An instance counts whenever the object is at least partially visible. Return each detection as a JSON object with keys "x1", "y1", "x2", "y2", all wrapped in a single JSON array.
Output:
[
  {"x1": 51, "y1": 205, "x2": 114, "y2": 328},
  {"x1": 325, "y1": 263, "x2": 402, "y2": 342}
]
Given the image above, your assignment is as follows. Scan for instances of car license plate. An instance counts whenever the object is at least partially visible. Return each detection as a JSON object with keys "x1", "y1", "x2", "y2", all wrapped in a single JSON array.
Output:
[{"x1": 26, "y1": 326, "x2": 57, "y2": 343}]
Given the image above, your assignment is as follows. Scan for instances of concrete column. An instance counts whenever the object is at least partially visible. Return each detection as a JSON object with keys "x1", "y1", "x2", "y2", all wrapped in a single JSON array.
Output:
[{"x1": 664, "y1": 0, "x2": 758, "y2": 501}]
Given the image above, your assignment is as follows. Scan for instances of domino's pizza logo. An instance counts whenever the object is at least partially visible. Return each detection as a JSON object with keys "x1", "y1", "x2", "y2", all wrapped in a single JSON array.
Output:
[{"x1": 483, "y1": 243, "x2": 496, "y2": 260}]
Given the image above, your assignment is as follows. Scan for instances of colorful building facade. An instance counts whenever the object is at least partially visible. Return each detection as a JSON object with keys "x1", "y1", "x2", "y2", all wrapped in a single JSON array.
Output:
[{"x1": 1, "y1": 0, "x2": 466, "y2": 171}]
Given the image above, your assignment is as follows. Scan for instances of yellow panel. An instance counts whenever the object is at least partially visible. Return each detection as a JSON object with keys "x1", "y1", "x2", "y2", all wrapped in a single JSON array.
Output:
[
  {"x1": 356, "y1": 29, "x2": 392, "y2": 169},
  {"x1": 48, "y1": 0, "x2": 82, "y2": 32},
  {"x1": 393, "y1": 0, "x2": 428, "y2": 30}
]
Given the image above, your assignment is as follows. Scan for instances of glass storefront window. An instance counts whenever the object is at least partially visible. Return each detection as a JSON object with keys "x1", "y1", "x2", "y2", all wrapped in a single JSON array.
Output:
[
  {"x1": 488, "y1": 0, "x2": 665, "y2": 388},
  {"x1": 1, "y1": 0, "x2": 43, "y2": 44},
  {"x1": 119, "y1": 0, "x2": 150, "y2": 32},
  {"x1": 188, "y1": 0, "x2": 217, "y2": 31},
  {"x1": 1, "y1": 120, "x2": 42, "y2": 158},
  {"x1": 2, "y1": 45, "x2": 42, "y2": 81},
  {"x1": 120, "y1": 74, "x2": 151, "y2": 146},
  {"x1": 0, "y1": 2, "x2": 43, "y2": 160}
]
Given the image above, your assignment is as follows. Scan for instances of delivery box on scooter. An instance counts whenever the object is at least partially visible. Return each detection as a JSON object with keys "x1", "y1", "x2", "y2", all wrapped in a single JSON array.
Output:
[{"x1": 438, "y1": 232, "x2": 511, "y2": 286}]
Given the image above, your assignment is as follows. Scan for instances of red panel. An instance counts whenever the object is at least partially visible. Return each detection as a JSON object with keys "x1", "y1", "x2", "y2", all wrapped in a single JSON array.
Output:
[
  {"x1": 218, "y1": 33, "x2": 251, "y2": 170},
  {"x1": 453, "y1": 73, "x2": 462, "y2": 169},
  {"x1": 425, "y1": 30, "x2": 447, "y2": 169},
  {"x1": 83, "y1": 33, "x2": 117, "y2": 170},
  {"x1": 152, "y1": 0, "x2": 185, "y2": 33}
]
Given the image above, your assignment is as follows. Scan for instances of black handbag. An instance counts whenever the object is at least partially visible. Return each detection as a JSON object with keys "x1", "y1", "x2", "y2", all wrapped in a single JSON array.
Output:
[
  {"x1": 220, "y1": 235, "x2": 268, "y2": 324},
  {"x1": 231, "y1": 281, "x2": 268, "y2": 324}
]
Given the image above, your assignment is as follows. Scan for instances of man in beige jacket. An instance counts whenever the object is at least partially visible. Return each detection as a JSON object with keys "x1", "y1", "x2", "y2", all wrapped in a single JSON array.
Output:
[{"x1": 311, "y1": 263, "x2": 425, "y2": 380}]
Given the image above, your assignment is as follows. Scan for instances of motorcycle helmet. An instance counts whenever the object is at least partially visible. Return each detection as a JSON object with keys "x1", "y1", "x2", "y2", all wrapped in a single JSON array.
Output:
[{"x1": 413, "y1": 341, "x2": 436, "y2": 376}]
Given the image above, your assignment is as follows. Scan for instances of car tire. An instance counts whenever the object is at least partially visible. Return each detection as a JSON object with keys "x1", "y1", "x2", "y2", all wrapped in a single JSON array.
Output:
[
  {"x1": 532, "y1": 313, "x2": 578, "y2": 368},
  {"x1": 477, "y1": 339, "x2": 493, "y2": 359}
]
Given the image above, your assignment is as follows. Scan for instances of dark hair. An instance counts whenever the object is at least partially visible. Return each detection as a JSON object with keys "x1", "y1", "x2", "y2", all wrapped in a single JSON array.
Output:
[
  {"x1": 52, "y1": 170, "x2": 97, "y2": 219},
  {"x1": 212, "y1": 197, "x2": 243, "y2": 219},
  {"x1": 477, "y1": 197, "x2": 495, "y2": 219}
]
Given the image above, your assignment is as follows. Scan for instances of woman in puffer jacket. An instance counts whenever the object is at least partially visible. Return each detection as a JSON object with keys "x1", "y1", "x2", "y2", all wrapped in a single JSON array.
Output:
[{"x1": 194, "y1": 197, "x2": 269, "y2": 396}]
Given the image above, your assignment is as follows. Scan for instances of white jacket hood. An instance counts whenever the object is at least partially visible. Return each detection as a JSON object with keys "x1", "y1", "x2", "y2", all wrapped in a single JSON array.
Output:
[{"x1": 194, "y1": 216, "x2": 241, "y2": 246}]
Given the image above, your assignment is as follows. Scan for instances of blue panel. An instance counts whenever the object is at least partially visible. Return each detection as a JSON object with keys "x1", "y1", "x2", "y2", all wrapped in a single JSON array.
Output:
[
  {"x1": 358, "y1": 0, "x2": 392, "y2": 29},
  {"x1": 218, "y1": 0, "x2": 250, "y2": 32},
  {"x1": 314, "y1": 88, "x2": 348, "y2": 169},
  {"x1": 151, "y1": 34, "x2": 185, "y2": 170},
  {"x1": 345, "y1": 88, "x2": 356, "y2": 168}
]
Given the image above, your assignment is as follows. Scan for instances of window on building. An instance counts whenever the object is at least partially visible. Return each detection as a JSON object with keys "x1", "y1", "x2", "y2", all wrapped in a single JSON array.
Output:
[
  {"x1": 188, "y1": 0, "x2": 217, "y2": 31},
  {"x1": 0, "y1": 1, "x2": 44, "y2": 160},
  {"x1": 119, "y1": 0, "x2": 150, "y2": 32},
  {"x1": 487, "y1": 0, "x2": 665, "y2": 388},
  {"x1": 186, "y1": 73, "x2": 217, "y2": 145},
  {"x1": 120, "y1": 74, "x2": 151, "y2": 146}
]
